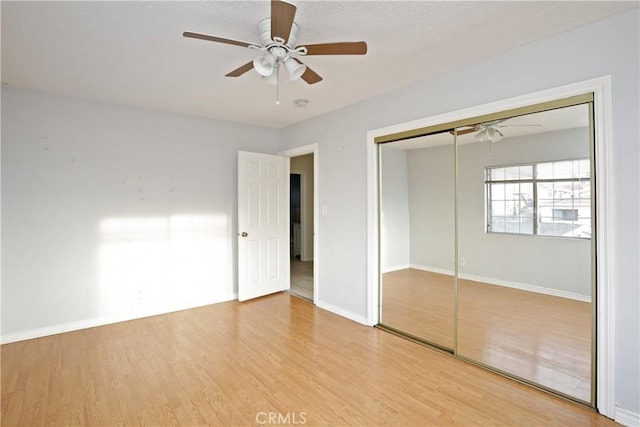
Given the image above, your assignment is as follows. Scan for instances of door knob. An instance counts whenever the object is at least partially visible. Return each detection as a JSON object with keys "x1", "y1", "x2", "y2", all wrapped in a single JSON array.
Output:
[{"x1": 239, "y1": 232, "x2": 248, "y2": 237}]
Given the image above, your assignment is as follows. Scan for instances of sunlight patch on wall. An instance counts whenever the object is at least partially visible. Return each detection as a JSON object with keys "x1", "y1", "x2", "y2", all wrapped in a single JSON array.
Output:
[{"x1": 98, "y1": 214, "x2": 231, "y2": 316}]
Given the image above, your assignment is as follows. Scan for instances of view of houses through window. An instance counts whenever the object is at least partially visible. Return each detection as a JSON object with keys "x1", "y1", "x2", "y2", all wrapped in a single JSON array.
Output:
[{"x1": 485, "y1": 158, "x2": 591, "y2": 238}]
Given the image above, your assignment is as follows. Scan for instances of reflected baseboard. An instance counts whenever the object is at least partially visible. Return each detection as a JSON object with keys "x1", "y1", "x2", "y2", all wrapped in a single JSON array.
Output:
[
  {"x1": 404, "y1": 264, "x2": 591, "y2": 303},
  {"x1": 457, "y1": 272, "x2": 591, "y2": 303},
  {"x1": 410, "y1": 264, "x2": 454, "y2": 277},
  {"x1": 381, "y1": 264, "x2": 411, "y2": 274}
]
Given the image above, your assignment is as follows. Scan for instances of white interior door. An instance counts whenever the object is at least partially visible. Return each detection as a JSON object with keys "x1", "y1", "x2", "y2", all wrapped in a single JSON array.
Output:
[{"x1": 238, "y1": 151, "x2": 289, "y2": 301}]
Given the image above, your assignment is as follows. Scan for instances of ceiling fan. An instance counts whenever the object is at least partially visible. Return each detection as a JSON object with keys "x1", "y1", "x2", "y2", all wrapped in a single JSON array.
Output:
[
  {"x1": 453, "y1": 119, "x2": 541, "y2": 143},
  {"x1": 183, "y1": 0, "x2": 368, "y2": 86}
]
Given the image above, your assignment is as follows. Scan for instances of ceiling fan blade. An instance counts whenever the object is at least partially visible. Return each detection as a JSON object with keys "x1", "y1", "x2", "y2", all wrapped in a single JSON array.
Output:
[
  {"x1": 301, "y1": 67, "x2": 323, "y2": 85},
  {"x1": 497, "y1": 124, "x2": 542, "y2": 127},
  {"x1": 301, "y1": 42, "x2": 368, "y2": 55},
  {"x1": 183, "y1": 31, "x2": 254, "y2": 48},
  {"x1": 294, "y1": 59, "x2": 322, "y2": 84},
  {"x1": 450, "y1": 127, "x2": 477, "y2": 136},
  {"x1": 226, "y1": 61, "x2": 255, "y2": 77},
  {"x1": 271, "y1": 0, "x2": 297, "y2": 43}
]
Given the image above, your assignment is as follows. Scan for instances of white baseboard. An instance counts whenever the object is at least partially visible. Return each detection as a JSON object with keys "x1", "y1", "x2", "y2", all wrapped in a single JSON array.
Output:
[
  {"x1": 382, "y1": 264, "x2": 411, "y2": 274},
  {"x1": 410, "y1": 264, "x2": 454, "y2": 276},
  {"x1": 616, "y1": 407, "x2": 640, "y2": 427},
  {"x1": 1, "y1": 293, "x2": 237, "y2": 345},
  {"x1": 458, "y1": 272, "x2": 591, "y2": 303},
  {"x1": 316, "y1": 300, "x2": 369, "y2": 326},
  {"x1": 408, "y1": 264, "x2": 591, "y2": 303}
]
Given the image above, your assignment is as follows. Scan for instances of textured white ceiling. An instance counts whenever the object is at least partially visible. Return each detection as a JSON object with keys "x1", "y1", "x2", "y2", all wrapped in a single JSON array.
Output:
[{"x1": 2, "y1": 1, "x2": 637, "y2": 128}]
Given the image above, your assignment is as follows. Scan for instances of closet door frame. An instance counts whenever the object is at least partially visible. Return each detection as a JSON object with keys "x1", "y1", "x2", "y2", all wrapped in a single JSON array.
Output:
[{"x1": 366, "y1": 76, "x2": 614, "y2": 417}]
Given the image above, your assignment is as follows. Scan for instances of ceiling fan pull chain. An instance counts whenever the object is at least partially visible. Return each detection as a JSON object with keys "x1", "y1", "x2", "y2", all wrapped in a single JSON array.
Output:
[{"x1": 276, "y1": 63, "x2": 280, "y2": 105}]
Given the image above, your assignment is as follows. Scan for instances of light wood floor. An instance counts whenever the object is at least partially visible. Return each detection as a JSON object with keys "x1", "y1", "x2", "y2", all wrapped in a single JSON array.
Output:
[
  {"x1": 290, "y1": 257, "x2": 313, "y2": 300},
  {"x1": 382, "y1": 269, "x2": 592, "y2": 403},
  {"x1": 2, "y1": 293, "x2": 614, "y2": 426}
]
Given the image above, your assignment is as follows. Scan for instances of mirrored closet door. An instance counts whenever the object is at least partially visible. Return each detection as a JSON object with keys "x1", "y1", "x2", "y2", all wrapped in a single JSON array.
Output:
[
  {"x1": 379, "y1": 133, "x2": 455, "y2": 350},
  {"x1": 377, "y1": 98, "x2": 595, "y2": 406}
]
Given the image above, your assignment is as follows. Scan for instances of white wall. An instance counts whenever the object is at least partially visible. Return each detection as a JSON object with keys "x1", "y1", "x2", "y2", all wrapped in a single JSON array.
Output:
[
  {"x1": 379, "y1": 146, "x2": 410, "y2": 271},
  {"x1": 1, "y1": 86, "x2": 280, "y2": 340},
  {"x1": 280, "y1": 9, "x2": 639, "y2": 416},
  {"x1": 406, "y1": 143, "x2": 455, "y2": 273}
]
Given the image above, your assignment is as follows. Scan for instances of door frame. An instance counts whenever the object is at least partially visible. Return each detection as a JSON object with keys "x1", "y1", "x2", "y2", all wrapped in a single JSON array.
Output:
[
  {"x1": 366, "y1": 76, "x2": 615, "y2": 417},
  {"x1": 281, "y1": 143, "x2": 319, "y2": 304}
]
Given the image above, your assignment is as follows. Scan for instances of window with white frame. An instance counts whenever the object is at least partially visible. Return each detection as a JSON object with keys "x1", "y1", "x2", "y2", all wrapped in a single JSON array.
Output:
[{"x1": 485, "y1": 159, "x2": 591, "y2": 239}]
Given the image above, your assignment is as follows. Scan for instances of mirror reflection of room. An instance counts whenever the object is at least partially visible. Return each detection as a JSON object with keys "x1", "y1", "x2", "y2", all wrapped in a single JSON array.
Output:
[
  {"x1": 378, "y1": 101, "x2": 594, "y2": 405},
  {"x1": 456, "y1": 104, "x2": 593, "y2": 403},
  {"x1": 379, "y1": 132, "x2": 455, "y2": 350}
]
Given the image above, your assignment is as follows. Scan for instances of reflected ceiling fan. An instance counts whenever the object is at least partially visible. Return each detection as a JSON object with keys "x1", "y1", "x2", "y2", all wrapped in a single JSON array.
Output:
[
  {"x1": 453, "y1": 119, "x2": 541, "y2": 143},
  {"x1": 183, "y1": 0, "x2": 367, "y2": 86}
]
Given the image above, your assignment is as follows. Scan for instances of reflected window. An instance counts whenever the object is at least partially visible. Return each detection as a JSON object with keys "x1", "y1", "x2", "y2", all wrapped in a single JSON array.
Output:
[{"x1": 486, "y1": 159, "x2": 591, "y2": 238}]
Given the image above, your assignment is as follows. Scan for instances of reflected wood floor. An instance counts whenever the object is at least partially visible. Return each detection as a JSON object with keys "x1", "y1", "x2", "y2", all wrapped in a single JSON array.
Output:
[
  {"x1": 1, "y1": 293, "x2": 613, "y2": 426},
  {"x1": 382, "y1": 269, "x2": 591, "y2": 403},
  {"x1": 381, "y1": 269, "x2": 455, "y2": 349},
  {"x1": 458, "y1": 278, "x2": 592, "y2": 403}
]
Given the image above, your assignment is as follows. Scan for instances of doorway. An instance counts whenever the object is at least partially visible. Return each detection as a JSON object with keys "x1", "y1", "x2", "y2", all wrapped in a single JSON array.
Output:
[{"x1": 282, "y1": 145, "x2": 318, "y2": 303}]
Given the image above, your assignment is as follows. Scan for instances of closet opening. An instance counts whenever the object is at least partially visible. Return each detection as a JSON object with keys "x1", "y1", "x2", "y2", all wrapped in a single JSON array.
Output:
[{"x1": 375, "y1": 94, "x2": 597, "y2": 407}]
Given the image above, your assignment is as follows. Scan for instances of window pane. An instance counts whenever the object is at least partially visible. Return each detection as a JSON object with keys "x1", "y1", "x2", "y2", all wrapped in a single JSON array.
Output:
[
  {"x1": 505, "y1": 183, "x2": 520, "y2": 200},
  {"x1": 536, "y1": 180, "x2": 591, "y2": 238},
  {"x1": 486, "y1": 159, "x2": 590, "y2": 238},
  {"x1": 537, "y1": 162, "x2": 553, "y2": 179},
  {"x1": 553, "y1": 181, "x2": 573, "y2": 198},
  {"x1": 505, "y1": 217, "x2": 521, "y2": 234},
  {"x1": 538, "y1": 218, "x2": 556, "y2": 236},
  {"x1": 576, "y1": 159, "x2": 590, "y2": 178},
  {"x1": 520, "y1": 183, "x2": 533, "y2": 206},
  {"x1": 490, "y1": 167, "x2": 505, "y2": 181},
  {"x1": 520, "y1": 165, "x2": 533, "y2": 180},
  {"x1": 491, "y1": 183, "x2": 505, "y2": 200},
  {"x1": 537, "y1": 181, "x2": 553, "y2": 198},
  {"x1": 553, "y1": 161, "x2": 573, "y2": 179},
  {"x1": 491, "y1": 201, "x2": 506, "y2": 216},
  {"x1": 519, "y1": 217, "x2": 534, "y2": 234},
  {"x1": 505, "y1": 166, "x2": 520, "y2": 180},
  {"x1": 490, "y1": 217, "x2": 505, "y2": 233}
]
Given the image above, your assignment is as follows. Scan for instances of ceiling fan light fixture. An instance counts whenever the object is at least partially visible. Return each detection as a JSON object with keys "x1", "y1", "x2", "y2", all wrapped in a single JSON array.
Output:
[
  {"x1": 262, "y1": 63, "x2": 279, "y2": 85},
  {"x1": 475, "y1": 129, "x2": 490, "y2": 143},
  {"x1": 283, "y1": 56, "x2": 306, "y2": 81},
  {"x1": 487, "y1": 127, "x2": 503, "y2": 142},
  {"x1": 475, "y1": 126, "x2": 504, "y2": 143},
  {"x1": 253, "y1": 53, "x2": 276, "y2": 76}
]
